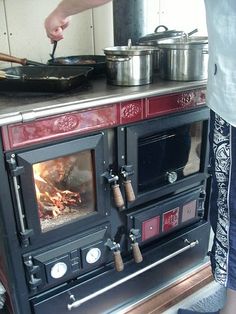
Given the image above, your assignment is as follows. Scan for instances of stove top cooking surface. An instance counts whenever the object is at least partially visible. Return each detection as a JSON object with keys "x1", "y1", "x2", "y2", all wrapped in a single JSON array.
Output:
[
  {"x1": 0, "y1": 81, "x2": 92, "y2": 105},
  {"x1": 0, "y1": 75, "x2": 206, "y2": 127}
]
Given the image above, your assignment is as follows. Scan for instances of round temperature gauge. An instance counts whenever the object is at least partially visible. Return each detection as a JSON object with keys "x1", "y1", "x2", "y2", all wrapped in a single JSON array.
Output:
[
  {"x1": 85, "y1": 247, "x2": 102, "y2": 264},
  {"x1": 50, "y1": 262, "x2": 68, "y2": 279}
]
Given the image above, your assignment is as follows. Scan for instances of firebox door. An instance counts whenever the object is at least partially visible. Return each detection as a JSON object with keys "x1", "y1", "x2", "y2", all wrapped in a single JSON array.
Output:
[{"x1": 6, "y1": 132, "x2": 110, "y2": 248}]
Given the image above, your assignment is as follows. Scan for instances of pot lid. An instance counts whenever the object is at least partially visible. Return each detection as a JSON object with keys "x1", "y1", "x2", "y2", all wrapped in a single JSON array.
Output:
[
  {"x1": 104, "y1": 39, "x2": 156, "y2": 56},
  {"x1": 138, "y1": 25, "x2": 185, "y2": 44},
  {"x1": 157, "y1": 36, "x2": 208, "y2": 49}
]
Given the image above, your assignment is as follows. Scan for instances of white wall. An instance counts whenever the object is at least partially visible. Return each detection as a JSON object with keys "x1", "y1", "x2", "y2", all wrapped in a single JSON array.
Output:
[
  {"x1": 1, "y1": 0, "x2": 94, "y2": 64},
  {"x1": 140, "y1": 0, "x2": 207, "y2": 37},
  {"x1": 92, "y1": 1, "x2": 114, "y2": 54},
  {"x1": 0, "y1": 0, "x2": 10, "y2": 68},
  {"x1": 0, "y1": 0, "x2": 207, "y2": 69},
  {"x1": 159, "y1": 0, "x2": 207, "y2": 36}
]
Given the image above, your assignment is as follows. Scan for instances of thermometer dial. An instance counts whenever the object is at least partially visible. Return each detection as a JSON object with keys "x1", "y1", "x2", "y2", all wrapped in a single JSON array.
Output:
[
  {"x1": 50, "y1": 262, "x2": 68, "y2": 279},
  {"x1": 85, "y1": 247, "x2": 101, "y2": 264}
]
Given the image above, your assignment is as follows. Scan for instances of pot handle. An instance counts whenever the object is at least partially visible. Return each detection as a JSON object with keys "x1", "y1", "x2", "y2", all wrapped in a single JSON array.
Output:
[
  {"x1": 106, "y1": 56, "x2": 131, "y2": 62},
  {"x1": 187, "y1": 28, "x2": 198, "y2": 37},
  {"x1": 154, "y1": 25, "x2": 168, "y2": 33}
]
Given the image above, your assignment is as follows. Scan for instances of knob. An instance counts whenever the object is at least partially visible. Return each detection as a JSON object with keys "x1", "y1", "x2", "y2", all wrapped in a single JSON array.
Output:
[
  {"x1": 113, "y1": 250, "x2": 124, "y2": 272},
  {"x1": 120, "y1": 165, "x2": 136, "y2": 203},
  {"x1": 105, "y1": 239, "x2": 124, "y2": 272},
  {"x1": 131, "y1": 242, "x2": 143, "y2": 263},
  {"x1": 103, "y1": 170, "x2": 125, "y2": 209},
  {"x1": 112, "y1": 183, "x2": 125, "y2": 209},
  {"x1": 129, "y1": 229, "x2": 143, "y2": 263},
  {"x1": 167, "y1": 171, "x2": 177, "y2": 183},
  {"x1": 123, "y1": 180, "x2": 135, "y2": 202}
]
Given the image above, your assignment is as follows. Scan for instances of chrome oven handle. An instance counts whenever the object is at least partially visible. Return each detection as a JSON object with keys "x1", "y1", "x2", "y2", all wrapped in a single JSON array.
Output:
[
  {"x1": 12, "y1": 175, "x2": 26, "y2": 233},
  {"x1": 67, "y1": 239, "x2": 199, "y2": 311}
]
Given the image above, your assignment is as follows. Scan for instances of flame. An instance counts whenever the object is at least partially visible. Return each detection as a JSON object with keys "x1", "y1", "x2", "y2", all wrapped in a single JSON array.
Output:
[{"x1": 33, "y1": 161, "x2": 82, "y2": 220}]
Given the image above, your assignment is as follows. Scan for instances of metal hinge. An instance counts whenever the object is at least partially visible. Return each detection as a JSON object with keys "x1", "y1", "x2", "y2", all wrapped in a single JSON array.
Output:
[
  {"x1": 20, "y1": 229, "x2": 34, "y2": 247},
  {"x1": 6, "y1": 154, "x2": 24, "y2": 177},
  {"x1": 198, "y1": 187, "x2": 206, "y2": 218},
  {"x1": 24, "y1": 256, "x2": 42, "y2": 293}
]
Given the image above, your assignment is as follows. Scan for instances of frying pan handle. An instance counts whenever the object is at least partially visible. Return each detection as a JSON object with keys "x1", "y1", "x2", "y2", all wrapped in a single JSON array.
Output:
[{"x1": 0, "y1": 53, "x2": 27, "y2": 65}]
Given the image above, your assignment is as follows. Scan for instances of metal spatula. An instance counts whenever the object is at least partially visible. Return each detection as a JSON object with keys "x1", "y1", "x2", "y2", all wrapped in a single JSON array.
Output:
[{"x1": 50, "y1": 41, "x2": 58, "y2": 60}]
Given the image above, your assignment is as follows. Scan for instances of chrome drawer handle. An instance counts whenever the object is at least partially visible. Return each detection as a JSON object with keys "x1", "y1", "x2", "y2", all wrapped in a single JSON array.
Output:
[{"x1": 67, "y1": 239, "x2": 199, "y2": 310}]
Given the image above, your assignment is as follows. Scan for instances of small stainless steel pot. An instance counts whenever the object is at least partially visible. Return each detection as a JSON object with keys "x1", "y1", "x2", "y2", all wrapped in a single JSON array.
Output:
[
  {"x1": 157, "y1": 36, "x2": 208, "y2": 81},
  {"x1": 104, "y1": 41, "x2": 155, "y2": 86}
]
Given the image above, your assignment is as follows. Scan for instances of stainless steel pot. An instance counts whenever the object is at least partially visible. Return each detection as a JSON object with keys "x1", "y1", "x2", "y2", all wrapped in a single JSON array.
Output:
[
  {"x1": 157, "y1": 36, "x2": 208, "y2": 81},
  {"x1": 104, "y1": 41, "x2": 155, "y2": 86},
  {"x1": 138, "y1": 25, "x2": 185, "y2": 71}
]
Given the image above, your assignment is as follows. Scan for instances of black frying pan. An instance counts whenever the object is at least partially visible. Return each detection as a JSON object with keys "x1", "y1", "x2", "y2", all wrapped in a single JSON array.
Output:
[
  {"x1": 0, "y1": 66, "x2": 93, "y2": 92},
  {"x1": 47, "y1": 55, "x2": 106, "y2": 75}
]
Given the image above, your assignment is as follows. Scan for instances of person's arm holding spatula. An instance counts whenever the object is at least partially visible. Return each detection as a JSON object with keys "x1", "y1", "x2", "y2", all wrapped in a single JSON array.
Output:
[{"x1": 44, "y1": 0, "x2": 111, "y2": 42}]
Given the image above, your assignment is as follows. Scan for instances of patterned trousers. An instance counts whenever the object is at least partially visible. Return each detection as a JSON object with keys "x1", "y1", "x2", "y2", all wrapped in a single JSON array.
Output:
[{"x1": 209, "y1": 110, "x2": 236, "y2": 290}]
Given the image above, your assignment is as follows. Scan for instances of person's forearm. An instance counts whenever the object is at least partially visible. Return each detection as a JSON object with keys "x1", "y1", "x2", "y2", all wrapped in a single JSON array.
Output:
[
  {"x1": 55, "y1": 0, "x2": 111, "y2": 18},
  {"x1": 45, "y1": 0, "x2": 111, "y2": 41}
]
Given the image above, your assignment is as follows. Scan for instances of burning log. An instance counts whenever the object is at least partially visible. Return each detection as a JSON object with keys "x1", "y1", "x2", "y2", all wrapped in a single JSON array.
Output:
[
  {"x1": 33, "y1": 154, "x2": 94, "y2": 221},
  {"x1": 34, "y1": 176, "x2": 81, "y2": 219}
]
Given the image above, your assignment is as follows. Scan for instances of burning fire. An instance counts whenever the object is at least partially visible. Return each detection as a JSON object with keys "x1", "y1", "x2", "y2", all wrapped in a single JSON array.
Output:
[{"x1": 33, "y1": 162, "x2": 82, "y2": 219}]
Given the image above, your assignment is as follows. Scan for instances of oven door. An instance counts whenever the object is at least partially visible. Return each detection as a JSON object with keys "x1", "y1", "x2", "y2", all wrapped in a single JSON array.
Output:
[
  {"x1": 7, "y1": 132, "x2": 110, "y2": 248},
  {"x1": 118, "y1": 107, "x2": 210, "y2": 208}
]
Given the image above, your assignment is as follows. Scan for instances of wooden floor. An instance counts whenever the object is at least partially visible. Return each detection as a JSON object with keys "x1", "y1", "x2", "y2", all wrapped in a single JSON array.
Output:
[{"x1": 125, "y1": 263, "x2": 213, "y2": 314}]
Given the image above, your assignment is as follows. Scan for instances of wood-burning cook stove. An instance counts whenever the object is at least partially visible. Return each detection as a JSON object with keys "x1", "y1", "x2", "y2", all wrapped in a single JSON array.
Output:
[{"x1": 0, "y1": 88, "x2": 211, "y2": 314}]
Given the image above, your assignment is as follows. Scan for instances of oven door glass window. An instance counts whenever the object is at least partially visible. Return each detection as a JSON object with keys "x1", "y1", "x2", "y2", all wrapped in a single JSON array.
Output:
[
  {"x1": 33, "y1": 150, "x2": 95, "y2": 233},
  {"x1": 138, "y1": 121, "x2": 202, "y2": 192}
]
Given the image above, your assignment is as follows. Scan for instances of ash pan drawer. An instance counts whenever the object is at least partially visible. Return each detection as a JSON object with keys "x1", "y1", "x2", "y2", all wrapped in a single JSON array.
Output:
[{"x1": 31, "y1": 222, "x2": 210, "y2": 314}]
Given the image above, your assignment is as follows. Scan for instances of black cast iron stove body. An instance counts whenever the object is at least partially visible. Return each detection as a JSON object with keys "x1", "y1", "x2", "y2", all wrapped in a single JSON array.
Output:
[{"x1": 0, "y1": 88, "x2": 211, "y2": 314}]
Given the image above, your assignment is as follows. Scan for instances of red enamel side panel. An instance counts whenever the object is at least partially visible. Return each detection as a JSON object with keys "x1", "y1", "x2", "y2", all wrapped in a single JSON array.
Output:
[
  {"x1": 119, "y1": 99, "x2": 145, "y2": 124},
  {"x1": 1, "y1": 88, "x2": 206, "y2": 151},
  {"x1": 146, "y1": 89, "x2": 206, "y2": 118},
  {"x1": 2, "y1": 104, "x2": 118, "y2": 151}
]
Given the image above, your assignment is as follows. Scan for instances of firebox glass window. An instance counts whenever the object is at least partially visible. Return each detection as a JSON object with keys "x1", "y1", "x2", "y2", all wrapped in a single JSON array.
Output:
[
  {"x1": 138, "y1": 122, "x2": 202, "y2": 192},
  {"x1": 33, "y1": 150, "x2": 96, "y2": 233}
]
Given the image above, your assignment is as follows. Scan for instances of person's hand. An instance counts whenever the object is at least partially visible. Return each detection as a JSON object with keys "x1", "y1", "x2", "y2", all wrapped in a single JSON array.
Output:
[
  {"x1": 44, "y1": 10, "x2": 71, "y2": 42},
  {"x1": 45, "y1": 0, "x2": 111, "y2": 42}
]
